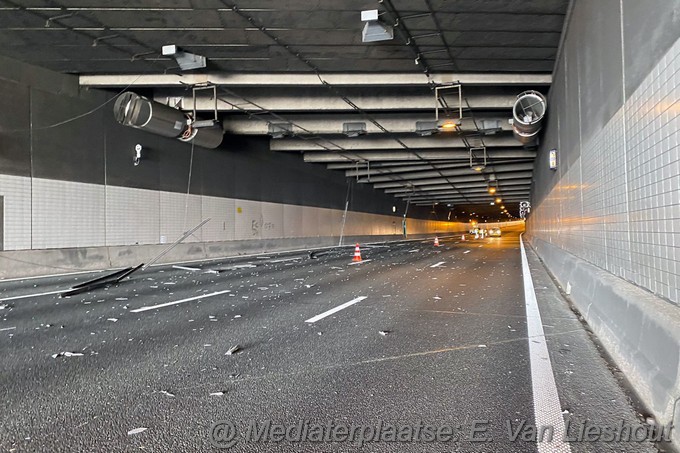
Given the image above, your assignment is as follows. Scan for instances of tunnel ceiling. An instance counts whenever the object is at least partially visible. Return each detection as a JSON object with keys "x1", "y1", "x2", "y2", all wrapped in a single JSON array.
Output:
[{"x1": 0, "y1": 0, "x2": 570, "y2": 219}]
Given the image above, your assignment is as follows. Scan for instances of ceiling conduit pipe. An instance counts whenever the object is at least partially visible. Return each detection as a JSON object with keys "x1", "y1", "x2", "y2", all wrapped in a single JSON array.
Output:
[
  {"x1": 511, "y1": 90, "x2": 547, "y2": 145},
  {"x1": 113, "y1": 92, "x2": 223, "y2": 149}
]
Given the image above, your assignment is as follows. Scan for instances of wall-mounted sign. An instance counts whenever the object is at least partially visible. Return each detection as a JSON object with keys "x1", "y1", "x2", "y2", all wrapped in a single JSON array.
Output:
[{"x1": 549, "y1": 149, "x2": 558, "y2": 170}]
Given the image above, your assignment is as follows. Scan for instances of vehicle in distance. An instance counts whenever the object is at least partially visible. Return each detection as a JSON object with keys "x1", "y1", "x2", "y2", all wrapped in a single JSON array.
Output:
[{"x1": 489, "y1": 227, "x2": 502, "y2": 237}]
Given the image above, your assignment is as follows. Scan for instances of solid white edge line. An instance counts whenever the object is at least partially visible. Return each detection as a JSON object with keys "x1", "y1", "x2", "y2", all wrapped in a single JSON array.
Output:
[
  {"x1": 520, "y1": 234, "x2": 572, "y2": 452},
  {"x1": 0, "y1": 290, "x2": 63, "y2": 302},
  {"x1": 130, "y1": 290, "x2": 231, "y2": 313},
  {"x1": 305, "y1": 296, "x2": 367, "y2": 323},
  {"x1": 430, "y1": 261, "x2": 446, "y2": 268}
]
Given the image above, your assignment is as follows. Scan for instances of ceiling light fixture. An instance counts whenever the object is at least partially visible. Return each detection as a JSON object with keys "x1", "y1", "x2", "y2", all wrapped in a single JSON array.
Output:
[
  {"x1": 361, "y1": 10, "x2": 394, "y2": 43},
  {"x1": 469, "y1": 147, "x2": 487, "y2": 172},
  {"x1": 162, "y1": 44, "x2": 206, "y2": 71},
  {"x1": 343, "y1": 122, "x2": 367, "y2": 137},
  {"x1": 415, "y1": 120, "x2": 439, "y2": 136},
  {"x1": 268, "y1": 122, "x2": 293, "y2": 139}
]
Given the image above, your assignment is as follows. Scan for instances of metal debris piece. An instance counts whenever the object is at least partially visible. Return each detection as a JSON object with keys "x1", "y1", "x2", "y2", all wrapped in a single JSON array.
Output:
[
  {"x1": 127, "y1": 427, "x2": 147, "y2": 435},
  {"x1": 477, "y1": 344, "x2": 487, "y2": 348},
  {"x1": 172, "y1": 265, "x2": 201, "y2": 271},
  {"x1": 159, "y1": 390, "x2": 175, "y2": 397},
  {"x1": 107, "y1": 318, "x2": 118, "y2": 322},
  {"x1": 233, "y1": 315, "x2": 242, "y2": 318},
  {"x1": 52, "y1": 351, "x2": 84, "y2": 358},
  {"x1": 225, "y1": 345, "x2": 240, "y2": 355},
  {"x1": 379, "y1": 330, "x2": 390, "y2": 336},
  {"x1": 210, "y1": 391, "x2": 226, "y2": 396}
]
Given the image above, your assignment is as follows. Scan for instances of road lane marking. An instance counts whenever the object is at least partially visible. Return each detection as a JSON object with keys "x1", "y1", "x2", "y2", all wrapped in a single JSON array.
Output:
[
  {"x1": 130, "y1": 290, "x2": 231, "y2": 313},
  {"x1": 0, "y1": 290, "x2": 63, "y2": 302},
  {"x1": 430, "y1": 261, "x2": 446, "y2": 268},
  {"x1": 305, "y1": 296, "x2": 367, "y2": 323},
  {"x1": 348, "y1": 259, "x2": 372, "y2": 266},
  {"x1": 519, "y1": 234, "x2": 572, "y2": 453}
]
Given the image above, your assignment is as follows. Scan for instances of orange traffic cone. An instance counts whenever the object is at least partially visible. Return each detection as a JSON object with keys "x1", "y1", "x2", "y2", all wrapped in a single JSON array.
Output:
[
  {"x1": 352, "y1": 243, "x2": 362, "y2": 262},
  {"x1": 434, "y1": 236, "x2": 440, "y2": 247}
]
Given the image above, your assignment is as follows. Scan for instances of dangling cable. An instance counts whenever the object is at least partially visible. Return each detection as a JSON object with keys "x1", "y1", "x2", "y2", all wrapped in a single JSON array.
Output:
[
  {"x1": 338, "y1": 179, "x2": 352, "y2": 246},
  {"x1": 183, "y1": 140, "x2": 195, "y2": 232}
]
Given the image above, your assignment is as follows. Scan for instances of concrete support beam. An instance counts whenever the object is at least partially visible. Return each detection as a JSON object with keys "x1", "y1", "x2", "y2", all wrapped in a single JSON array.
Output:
[
  {"x1": 384, "y1": 179, "x2": 533, "y2": 193},
  {"x1": 223, "y1": 114, "x2": 513, "y2": 135},
  {"x1": 372, "y1": 171, "x2": 534, "y2": 188},
  {"x1": 304, "y1": 150, "x2": 536, "y2": 162},
  {"x1": 357, "y1": 162, "x2": 535, "y2": 183},
  {"x1": 80, "y1": 72, "x2": 552, "y2": 88},
  {"x1": 156, "y1": 91, "x2": 518, "y2": 112},
  {"x1": 274, "y1": 135, "x2": 520, "y2": 152},
  {"x1": 392, "y1": 186, "x2": 532, "y2": 198}
]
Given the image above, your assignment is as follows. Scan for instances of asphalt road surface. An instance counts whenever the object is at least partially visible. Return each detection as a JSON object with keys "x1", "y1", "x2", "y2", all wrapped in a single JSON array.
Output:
[{"x1": 0, "y1": 228, "x2": 661, "y2": 452}]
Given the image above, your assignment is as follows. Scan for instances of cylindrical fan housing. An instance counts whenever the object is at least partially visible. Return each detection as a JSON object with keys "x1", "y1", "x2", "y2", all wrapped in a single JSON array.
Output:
[
  {"x1": 113, "y1": 92, "x2": 223, "y2": 149},
  {"x1": 512, "y1": 91, "x2": 547, "y2": 144}
]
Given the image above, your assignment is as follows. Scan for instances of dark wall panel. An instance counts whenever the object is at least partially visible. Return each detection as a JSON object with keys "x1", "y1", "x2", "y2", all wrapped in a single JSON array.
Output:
[
  {"x1": 0, "y1": 80, "x2": 30, "y2": 177},
  {"x1": 575, "y1": 0, "x2": 624, "y2": 143},
  {"x1": 622, "y1": 0, "x2": 680, "y2": 98},
  {"x1": 30, "y1": 88, "x2": 105, "y2": 184}
]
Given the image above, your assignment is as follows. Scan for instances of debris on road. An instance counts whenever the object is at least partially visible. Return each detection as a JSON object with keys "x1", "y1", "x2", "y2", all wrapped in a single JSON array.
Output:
[
  {"x1": 159, "y1": 390, "x2": 175, "y2": 397},
  {"x1": 51, "y1": 351, "x2": 84, "y2": 358},
  {"x1": 210, "y1": 391, "x2": 226, "y2": 396},
  {"x1": 225, "y1": 345, "x2": 240, "y2": 355},
  {"x1": 379, "y1": 330, "x2": 390, "y2": 336},
  {"x1": 107, "y1": 318, "x2": 118, "y2": 323},
  {"x1": 127, "y1": 427, "x2": 147, "y2": 435},
  {"x1": 477, "y1": 344, "x2": 487, "y2": 348}
]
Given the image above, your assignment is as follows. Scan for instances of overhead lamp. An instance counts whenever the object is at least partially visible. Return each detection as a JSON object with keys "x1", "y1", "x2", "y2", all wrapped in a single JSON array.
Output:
[
  {"x1": 415, "y1": 120, "x2": 439, "y2": 136},
  {"x1": 268, "y1": 122, "x2": 293, "y2": 139},
  {"x1": 488, "y1": 186, "x2": 497, "y2": 195},
  {"x1": 361, "y1": 10, "x2": 394, "y2": 43},
  {"x1": 479, "y1": 119, "x2": 503, "y2": 135},
  {"x1": 490, "y1": 202, "x2": 495, "y2": 206},
  {"x1": 438, "y1": 118, "x2": 461, "y2": 131},
  {"x1": 501, "y1": 205, "x2": 506, "y2": 210},
  {"x1": 162, "y1": 44, "x2": 206, "y2": 71},
  {"x1": 469, "y1": 147, "x2": 487, "y2": 172},
  {"x1": 495, "y1": 198, "x2": 502, "y2": 204},
  {"x1": 343, "y1": 122, "x2": 367, "y2": 137}
]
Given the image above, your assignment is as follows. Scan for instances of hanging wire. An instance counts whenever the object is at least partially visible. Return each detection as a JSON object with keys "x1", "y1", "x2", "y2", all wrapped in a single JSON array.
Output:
[
  {"x1": 1, "y1": 71, "x2": 152, "y2": 134},
  {"x1": 183, "y1": 140, "x2": 196, "y2": 232}
]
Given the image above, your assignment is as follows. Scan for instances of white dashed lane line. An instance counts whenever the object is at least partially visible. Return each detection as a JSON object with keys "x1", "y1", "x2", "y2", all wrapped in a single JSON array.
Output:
[{"x1": 305, "y1": 296, "x2": 368, "y2": 323}]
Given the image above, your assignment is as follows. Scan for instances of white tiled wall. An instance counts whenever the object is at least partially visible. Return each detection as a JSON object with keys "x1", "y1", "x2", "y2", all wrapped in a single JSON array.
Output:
[
  {"x1": 32, "y1": 178, "x2": 106, "y2": 249},
  {"x1": 0, "y1": 175, "x2": 464, "y2": 253},
  {"x1": 0, "y1": 174, "x2": 31, "y2": 250},
  {"x1": 529, "y1": 36, "x2": 680, "y2": 304},
  {"x1": 106, "y1": 185, "x2": 159, "y2": 246}
]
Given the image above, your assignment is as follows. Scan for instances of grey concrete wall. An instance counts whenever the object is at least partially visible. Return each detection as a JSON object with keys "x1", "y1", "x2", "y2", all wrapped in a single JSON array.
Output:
[{"x1": 526, "y1": 0, "x2": 680, "y2": 441}]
